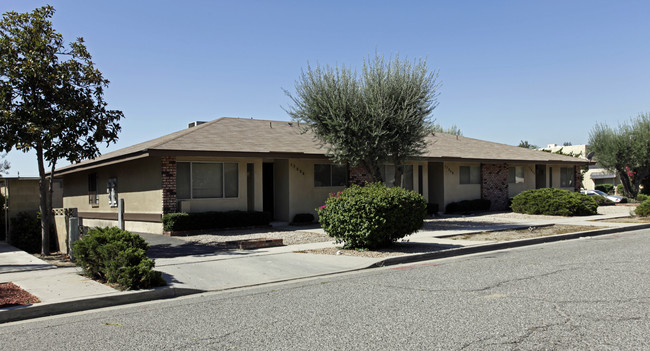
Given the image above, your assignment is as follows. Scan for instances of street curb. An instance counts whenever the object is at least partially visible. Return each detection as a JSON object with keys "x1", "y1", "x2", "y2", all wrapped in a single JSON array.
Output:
[
  {"x1": 0, "y1": 285, "x2": 204, "y2": 324},
  {"x1": 368, "y1": 223, "x2": 650, "y2": 268}
]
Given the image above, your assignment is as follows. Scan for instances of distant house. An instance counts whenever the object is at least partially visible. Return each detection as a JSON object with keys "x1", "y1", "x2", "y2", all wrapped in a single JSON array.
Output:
[
  {"x1": 53, "y1": 118, "x2": 590, "y2": 234},
  {"x1": 0, "y1": 177, "x2": 63, "y2": 241},
  {"x1": 543, "y1": 144, "x2": 620, "y2": 191}
]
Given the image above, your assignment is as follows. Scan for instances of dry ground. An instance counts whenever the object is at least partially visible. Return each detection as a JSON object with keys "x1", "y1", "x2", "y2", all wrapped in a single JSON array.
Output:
[{"x1": 0, "y1": 282, "x2": 40, "y2": 308}]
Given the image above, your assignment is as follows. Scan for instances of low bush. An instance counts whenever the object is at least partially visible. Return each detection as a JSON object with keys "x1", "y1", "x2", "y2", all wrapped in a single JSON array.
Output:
[
  {"x1": 317, "y1": 182, "x2": 426, "y2": 249},
  {"x1": 10, "y1": 212, "x2": 57, "y2": 254},
  {"x1": 511, "y1": 188, "x2": 598, "y2": 216},
  {"x1": 635, "y1": 199, "x2": 650, "y2": 217},
  {"x1": 616, "y1": 184, "x2": 627, "y2": 197},
  {"x1": 445, "y1": 199, "x2": 491, "y2": 214},
  {"x1": 72, "y1": 227, "x2": 166, "y2": 290},
  {"x1": 162, "y1": 211, "x2": 272, "y2": 232},
  {"x1": 636, "y1": 194, "x2": 649, "y2": 202},
  {"x1": 426, "y1": 203, "x2": 439, "y2": 216},
  {"x1": 595, "y1": 184, "x2": 614, "y2": 194},
  {"x1": 292, "y1": 213, "x2": 315, "y2": 224}
]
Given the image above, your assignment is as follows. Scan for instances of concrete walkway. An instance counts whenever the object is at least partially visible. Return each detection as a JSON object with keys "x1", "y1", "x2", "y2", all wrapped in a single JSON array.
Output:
[{"x1": 1, "y1": 206, "x2": 648, "y2": 323}]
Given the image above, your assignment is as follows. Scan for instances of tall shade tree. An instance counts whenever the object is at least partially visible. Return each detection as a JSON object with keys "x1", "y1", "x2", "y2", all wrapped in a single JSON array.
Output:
[
  {"x1": 0, "y1": 6, "x2": 123, "y2": 255},
  {"x1": 588, "y1": 113, "x2": 650, "y2": 199},
  {"x1": 285, "y1": 54, "x2": 438, "y2": 187}
]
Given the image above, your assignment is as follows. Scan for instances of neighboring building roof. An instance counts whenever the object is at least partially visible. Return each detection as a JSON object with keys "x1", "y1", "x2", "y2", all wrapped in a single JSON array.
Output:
[{"x1": 54, "y1": 117, "x2": 589, "y2": 175}]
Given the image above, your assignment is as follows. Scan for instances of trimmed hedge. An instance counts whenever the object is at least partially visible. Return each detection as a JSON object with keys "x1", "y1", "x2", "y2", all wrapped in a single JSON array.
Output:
[
  {"x1": 72, "y1": 227, "x2": 166, "y2": 290},
  {"x1": 426, "y1": 203, "x2": 439, "y2": 216},
  {"x1": 10, "y1": 212, "x2": 57, "y2": 254},
  {"x1": 445, "y1": 199, "x2": 491, "y2": 214},
  {"x1": 292, "y1": 213, "x2": 315, "y2": 224},
  {"x1": 162, "y1": 211, "x2": 272, "y2": 232},
  {"x1": 317, "y1": 182, "x2": 426, "y2": 249},
  {"x1": 635, "y1": 199, "x2": 650, "y2": 217},
  {"x1": 511, "y1": 188, "x2": 598, "y2": 216}
]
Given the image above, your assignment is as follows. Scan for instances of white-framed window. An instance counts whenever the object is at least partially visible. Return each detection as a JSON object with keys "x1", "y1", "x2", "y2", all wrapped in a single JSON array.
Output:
[
  {"x1": 459, "y1": 165, "x2": 480, "y2": 184},
  {"x1": 560, "y1": 167, "x2": 574, "y2": 187},
  {"x1": 176, "y1": 162, "x2": 239, "y2": 199},
  {"x1": 380, "y1": 164, "x2": 414, "y2": 190},
  {"x1": 314, "y1": 164, "x2": 348, "y2": 187},
  {"x1": 508, "y1": 166, "x2": 525, "y2": 184}
]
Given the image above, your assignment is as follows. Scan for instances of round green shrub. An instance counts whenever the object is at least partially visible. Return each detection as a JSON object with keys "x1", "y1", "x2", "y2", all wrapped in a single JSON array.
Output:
[
  {"x1": 72, "y1": 227, "x2": 166, "y2": 290},
  {"x1": 317, "y1": 182, "x2": 426, "y2": 249},
  {"x1": 511, "y1": 188, "x2": 598, "y2": 216},
  {"x1": 635, "y1": 199, "x2": 650, "y2": 217}
]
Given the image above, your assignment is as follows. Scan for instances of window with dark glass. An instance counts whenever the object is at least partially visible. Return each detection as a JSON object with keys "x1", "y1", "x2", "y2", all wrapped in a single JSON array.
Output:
[
  {"x1": 459, "y1": 166, "x2": 480, "y2": 184},
  {"x1": 314, "y1": 164, "x2": 348, "y2": 187},
  {"x1": 88, "y1": 173, "x2": 99, "y2": 206},
  {"x1": 560, "y1": 167, "x2": 574, "y2": 187}
]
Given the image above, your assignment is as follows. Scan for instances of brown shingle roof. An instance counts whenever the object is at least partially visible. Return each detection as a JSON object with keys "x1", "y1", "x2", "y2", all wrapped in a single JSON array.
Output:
[{"x1": 54, "y1": 117, "x2": 588, "y2": 174}]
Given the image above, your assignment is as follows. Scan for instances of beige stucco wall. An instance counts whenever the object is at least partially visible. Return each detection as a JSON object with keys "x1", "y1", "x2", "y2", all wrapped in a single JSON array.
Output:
[
  {"x1": 63, "y1": 156, "x2": 163, "y2": 214},
  {"x1": 508, "y1": 164, "x2": 537, "y2": 197},
  {"x1": 287, "y1": 158, "x2": 345, "y2": 222},
  {"x1": 176, "y1": 157, "x2": 263, "y2": 213},
  {"x1": 443, "y1": 162, "x2": 482, "y2": 206},
  {"x1": 3, "y1": 179, "x2": 40, "y2": 217}
]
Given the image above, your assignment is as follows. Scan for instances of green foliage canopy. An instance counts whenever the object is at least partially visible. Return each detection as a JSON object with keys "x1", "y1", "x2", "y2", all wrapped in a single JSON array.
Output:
[
  {"x1": 285, "y1": 54, "x2": 438, "y2": 186},
  {"x1": 0, "y1": 6, "x2": 123, "y2": 254},
  {"x1": 588, "y1": 113, "x2": 650, "y2": 199}
]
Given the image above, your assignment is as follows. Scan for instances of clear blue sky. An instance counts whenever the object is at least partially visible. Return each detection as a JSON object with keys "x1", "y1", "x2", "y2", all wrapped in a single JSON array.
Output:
[{"x1": 2, "y1": 0, "x2": 649, "y2": 177}]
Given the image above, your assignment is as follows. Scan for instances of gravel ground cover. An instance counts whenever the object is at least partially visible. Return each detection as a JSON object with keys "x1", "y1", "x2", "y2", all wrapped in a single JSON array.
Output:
[
  {"x1": 447, "y1": 224, "x2": 604, "y2": 241},
  {"x1": 174, "y1": 227, "x2": 332, "y2": 246}
]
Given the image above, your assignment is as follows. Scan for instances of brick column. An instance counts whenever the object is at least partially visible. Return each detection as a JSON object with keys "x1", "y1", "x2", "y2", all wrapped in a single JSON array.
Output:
[
  {"x1": 161, "y1": 156, "x2": 177, "y2": 214},
  {"x1": 481, "y1": 163, "x2": 509, "y2": 211},
  {"x1": 348, "y1": 165, "x2": 374, "y2": 186},
  {"x1": 575, "y1": 165, "x2": 583, "y2": 191}
]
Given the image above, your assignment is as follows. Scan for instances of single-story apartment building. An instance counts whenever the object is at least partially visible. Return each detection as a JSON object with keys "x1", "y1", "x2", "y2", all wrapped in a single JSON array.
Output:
[{"x1": 53, "y1": 117, "x2": 590, "y2": 234}]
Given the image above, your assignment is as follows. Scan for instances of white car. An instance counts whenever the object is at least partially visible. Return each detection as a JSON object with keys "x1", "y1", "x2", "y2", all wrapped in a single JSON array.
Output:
[{"x1": 580, "y1": 189, "x2": 624, "y2": 203}]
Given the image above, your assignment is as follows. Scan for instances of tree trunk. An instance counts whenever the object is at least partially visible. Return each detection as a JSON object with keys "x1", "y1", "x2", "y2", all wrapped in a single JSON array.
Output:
[
  {"x1": 47, "y1": 161, "x2": 56, "y2": 252},
  {"x1": 36, "y1": 145, "x2": 50, "y2": 256},
  {"x1": 361, "y1": 159, "x2": 383, "y2": 183}
]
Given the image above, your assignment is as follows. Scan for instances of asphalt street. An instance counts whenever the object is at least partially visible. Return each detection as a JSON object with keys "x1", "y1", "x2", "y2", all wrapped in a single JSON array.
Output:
[{"x1": 1, "y1": 230, "x2": 648, "y2": 350}]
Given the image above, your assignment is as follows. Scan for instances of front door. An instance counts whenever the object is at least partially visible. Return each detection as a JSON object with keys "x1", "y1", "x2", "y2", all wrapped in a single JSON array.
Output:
[
  {"x1": 535, "y1": 165, "x2": 546, "y2": 189},
  {"x1": 262, "y1": 163, "x2": 274, "y2": 218}
]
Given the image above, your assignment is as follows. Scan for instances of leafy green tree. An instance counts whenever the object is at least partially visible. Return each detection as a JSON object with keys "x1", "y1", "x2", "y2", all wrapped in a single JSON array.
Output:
[
  {"x1": 0, "y1": 154, "x2": 8, "y2": 174},
  {"x1": 429, "y1": 122, "x2": 462, "y2": 136},
  {"x1": 588, "y1": 113, "x2": 650, "y2": 199},
  {"x1": 518, "y1": 140, "x2": 538, "y2": 149},
  {"x1": 0, "y1": 6, "x2": 123, "y2": 255},
  {"x1": 285, "y1": 54, "x2": 438, "y2": 186}
]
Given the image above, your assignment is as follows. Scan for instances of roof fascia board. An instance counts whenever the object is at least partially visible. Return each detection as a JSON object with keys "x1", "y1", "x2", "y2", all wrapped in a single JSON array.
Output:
[{"x1": 54, "y1": 152, "x2": 150, "y2": 176}]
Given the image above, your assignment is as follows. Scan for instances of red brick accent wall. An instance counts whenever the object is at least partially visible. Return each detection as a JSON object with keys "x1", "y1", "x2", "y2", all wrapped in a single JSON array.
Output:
[
  {"x1": 481, "y1": 163, "x2": 509, "y2": 211},
  {"x1": 575, "y1": 165, "x2": 583, "y2": 191},
  {"x1": 349, "y1": 165, "x2": 374, "y2": 186},
  {"x1": 161, "y1": 156, "x2": 177, "y2": 214}
]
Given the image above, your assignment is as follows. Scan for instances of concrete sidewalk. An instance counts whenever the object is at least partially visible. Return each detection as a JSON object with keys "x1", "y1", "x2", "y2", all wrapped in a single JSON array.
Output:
[{"x1": 1, "y1": 207, "x2": 648, "y2": 324}]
